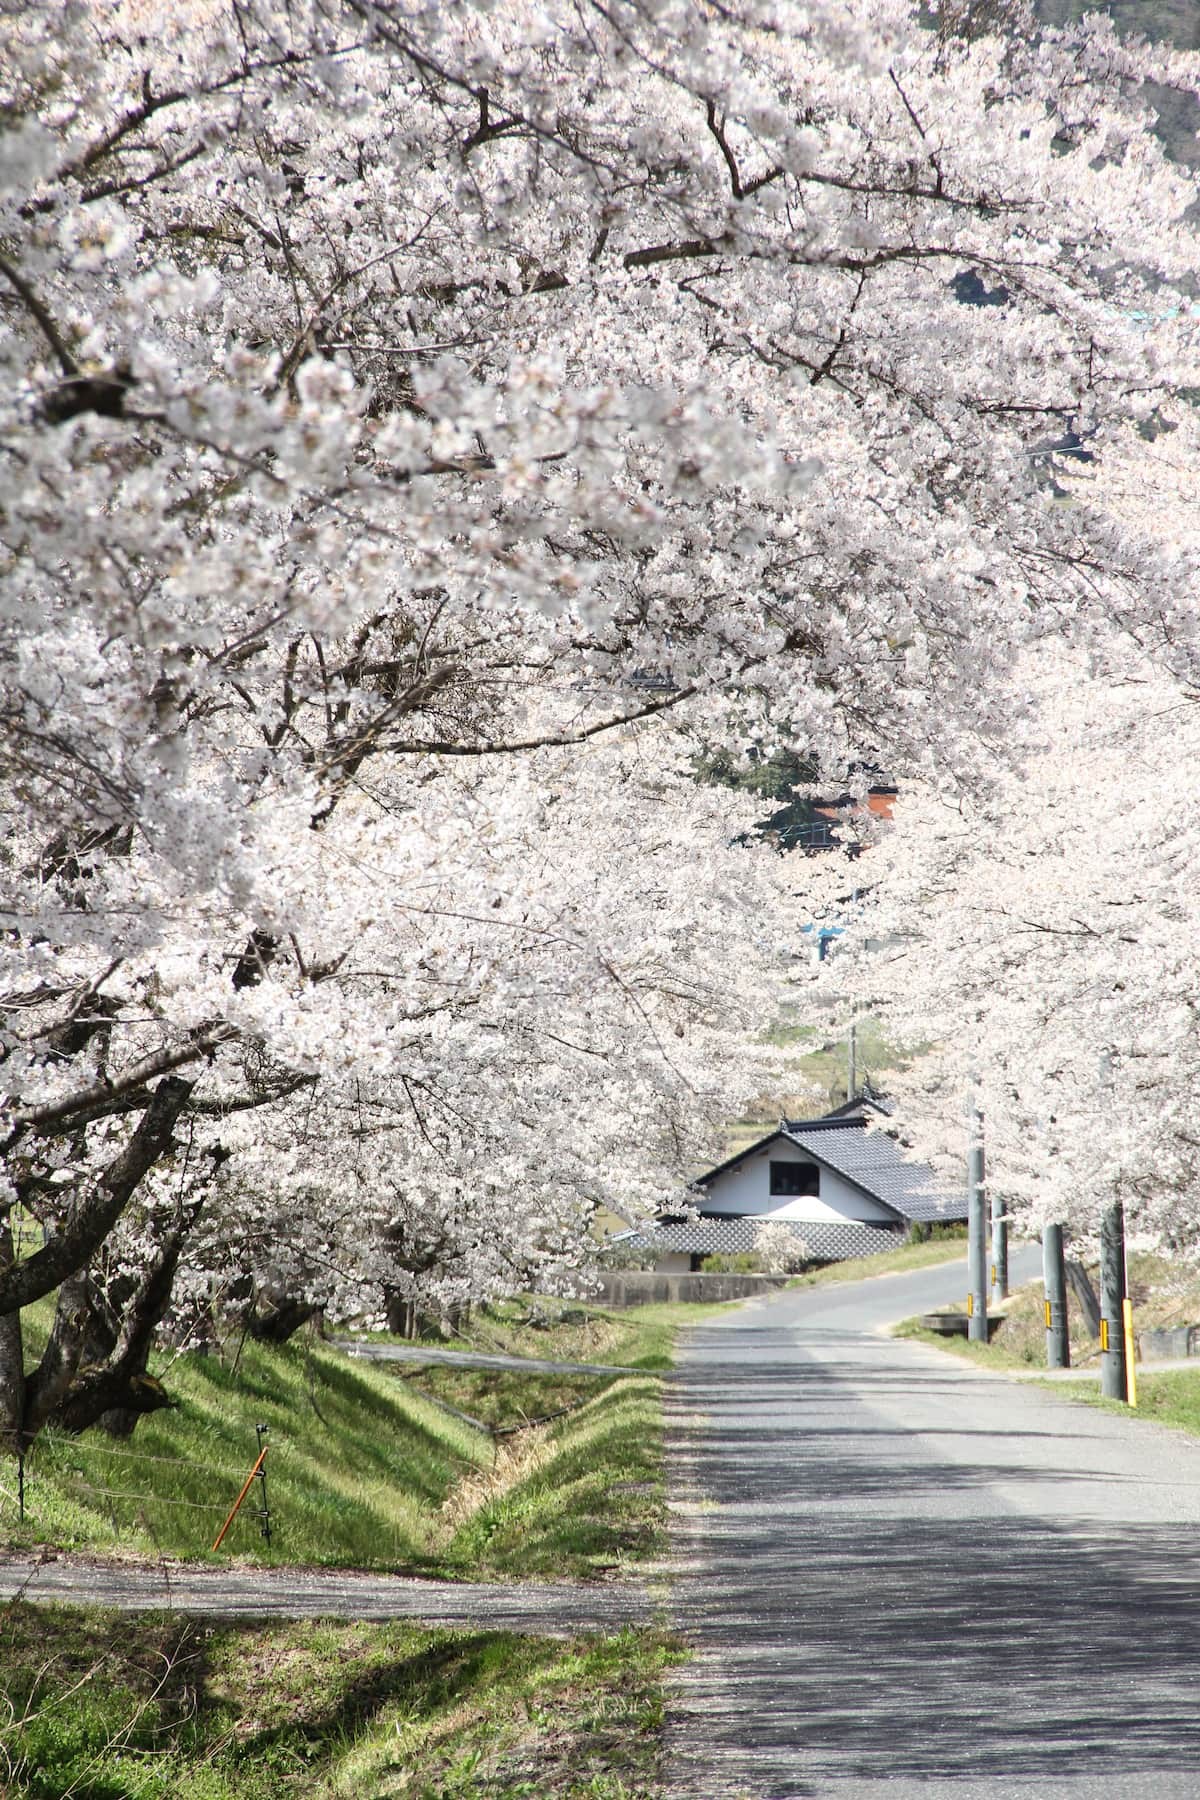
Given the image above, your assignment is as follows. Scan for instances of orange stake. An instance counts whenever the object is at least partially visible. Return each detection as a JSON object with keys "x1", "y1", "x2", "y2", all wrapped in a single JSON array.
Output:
[{"x1": 212, "y1": 1447, "x2": 268, "y2": 1552}]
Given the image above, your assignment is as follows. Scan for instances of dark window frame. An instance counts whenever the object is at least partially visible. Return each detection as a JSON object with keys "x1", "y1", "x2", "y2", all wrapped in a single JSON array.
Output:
[{"x1": 769, "y1": 1160, "x2": 820, "y2": 1197}]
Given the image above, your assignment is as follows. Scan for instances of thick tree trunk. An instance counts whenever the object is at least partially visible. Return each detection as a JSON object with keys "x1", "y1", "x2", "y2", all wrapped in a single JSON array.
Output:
[
  {"x1": 245, "y1": 1291, "x2": 322, "y2": 1343},
  {"x1": 0, "y1": 1216, "x2": 26, "y2": 1452},
  {"x1": 0, "y1": 1075, "x2": 195, "y2": 1317},
  {"x1": 21, "y1": 1273, "x2": 93, "y2": 1441},
  {"x1": 7, "y1": 1077, "x2": 196, "y2": 1447},
  {"x1": 55, "y1": 1207, "x2": 200, "y2": 1437}
]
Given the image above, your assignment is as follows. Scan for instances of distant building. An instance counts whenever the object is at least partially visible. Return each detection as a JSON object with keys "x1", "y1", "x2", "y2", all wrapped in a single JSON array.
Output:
[
  {"x1": 613, "y1": 1098, "x2": 964, "y2": 1273},
  {"x1": 790, "y1": 783, "x2": 897, "y2": 854}
]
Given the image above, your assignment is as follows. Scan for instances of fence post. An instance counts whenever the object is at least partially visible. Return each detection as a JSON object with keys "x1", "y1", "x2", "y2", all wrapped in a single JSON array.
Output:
[
  {"x1": 212, "y1": 1437, "x2": 269, "y2": 1552},
  {"x1": 254, "y1": 1422, "x2": 271, "y2": 1545}
]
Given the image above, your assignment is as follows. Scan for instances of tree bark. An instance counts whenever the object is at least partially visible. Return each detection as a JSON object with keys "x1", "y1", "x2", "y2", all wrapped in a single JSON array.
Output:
[
  {"x1": 245, "y1": 1290, "x2": 322, "y2": 1343},
  {"x1": 0, "y1": 1075, "x2": 194, "y2": 1316},
  {"x1": 27, "y1": 1201, "x2": 203, "y2": 1438},
  {"x1": 0, "y1": 1216, "x2": 26, "y2": 1451},
  {"x1": 21, "y1": 1274, "x2": 93, "y2": 1441}
]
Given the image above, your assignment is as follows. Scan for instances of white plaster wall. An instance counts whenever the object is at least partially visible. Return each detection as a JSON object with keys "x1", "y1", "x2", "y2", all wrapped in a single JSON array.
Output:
[
  {"x1": 700, "y1": 1140, "x2": 896, "y2": 1223},
  {"x1": 653, "y1": 1252, "x2": 693, "y2": 1274}
]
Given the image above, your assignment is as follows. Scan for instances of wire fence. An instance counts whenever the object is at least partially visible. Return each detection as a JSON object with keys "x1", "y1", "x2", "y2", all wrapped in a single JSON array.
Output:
[{"x1": 11, "y1": 1431, "x2": 273, "y2": 1549}]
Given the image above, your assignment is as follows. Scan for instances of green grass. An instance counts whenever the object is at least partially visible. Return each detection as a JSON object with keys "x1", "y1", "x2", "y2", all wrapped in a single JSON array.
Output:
[
  {"x1": 891, "y1": 1319, "x2": 1033, "y2": 1371},
  {"x1": 1066, "y1": 1367, "x2": 1200, "y2": 1434},
  {"x1": 377, "y1": 1299, "x2": 685, "y2": 1370},
  {"x1": 369, "y1": 1301, "x2": 712, "y2": 1439},
  {"x1": 0, "y1": 1604, "x2": 684, "y2": 1799},
  {"x1": 441, "y1": 1375, "x2": 666, "y2": 1582},
  {"x1": 7, "y1": 1334, "x2": 488, "y2": 1571},
  {"x1": 4, "y1": 1301, "x2": 719, "y2": 1581}
]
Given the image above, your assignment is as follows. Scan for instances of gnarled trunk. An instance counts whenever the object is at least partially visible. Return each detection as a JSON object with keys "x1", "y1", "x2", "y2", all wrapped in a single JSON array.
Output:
[
  {"x1": 0, "y1": 1216, "x2": 26, "y2": 1453},
  {"x1": 245, "y1": 1289, "x2": 322, "y2": 1343},
  {"x1": 3, "y1": 1076, "x2": 196, "y2": 1449}
]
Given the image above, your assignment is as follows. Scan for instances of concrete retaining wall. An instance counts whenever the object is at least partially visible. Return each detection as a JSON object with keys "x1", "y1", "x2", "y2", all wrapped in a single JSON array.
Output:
[
  {"x1": 1138, "y1": 1325, "x2": 1200, "y2": 1362},
  {"x1": 591, "y1": 1272, "x2": 793, "y2": 1307}
]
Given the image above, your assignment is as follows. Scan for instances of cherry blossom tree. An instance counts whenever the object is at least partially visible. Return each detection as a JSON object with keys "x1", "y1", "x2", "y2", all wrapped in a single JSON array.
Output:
[
  {"x1": 3, "y1": 0, "x2": 1200, "y2": 1443},
  {"x1": 823, "y1": 639, "x2": 1200, "y2": 1257}
]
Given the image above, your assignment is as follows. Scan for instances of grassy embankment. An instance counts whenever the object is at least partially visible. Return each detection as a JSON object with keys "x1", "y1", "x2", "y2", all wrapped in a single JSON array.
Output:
[
  {"x1": 4, "y1": 1299, "x2": 695, "y2": 1580},
  {"x1": 895, "y1": 1252, "x2": 1200, "y2": 1440},
  {"x1": 2, "y1": 1301, "x2": 704, "y2": 1798},
  {"x1": 0, "y1": 1606, "x2": 680, "y2": 1799},
  {"x1": 5, "y1": 1258, "x2": 966, "y2": 1798}
]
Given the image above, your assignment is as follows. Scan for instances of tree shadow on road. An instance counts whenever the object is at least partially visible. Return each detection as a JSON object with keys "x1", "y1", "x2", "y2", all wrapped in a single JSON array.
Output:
[{"x1": 666, "y1": 1332, "x2": 1200, "y2": 1793}]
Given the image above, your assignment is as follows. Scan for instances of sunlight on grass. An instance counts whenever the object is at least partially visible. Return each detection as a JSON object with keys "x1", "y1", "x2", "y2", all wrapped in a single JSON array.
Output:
[
  {"x1": 0, "y1": 1607, "x2": 684, "y2": 1800},
  {"x1": 4, "y1": 1298, "x2": 713, "y2": 1581}
]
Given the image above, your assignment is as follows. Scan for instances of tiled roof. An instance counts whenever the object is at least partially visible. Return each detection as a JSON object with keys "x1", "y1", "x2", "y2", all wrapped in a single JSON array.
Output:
[
  {"x1": 687, "y1": 1099, "x2": 964, "y2": 1227},
  {"x1": 620, "y1": 1218, "x2": 905, "y2": 1262},
  {"x1": 781, "y1": 1122, "x2": 966, "y2": 1225}
]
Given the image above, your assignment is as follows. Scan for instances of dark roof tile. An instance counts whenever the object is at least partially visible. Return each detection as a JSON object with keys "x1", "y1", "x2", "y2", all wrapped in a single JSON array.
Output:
[{"x1": 782, "y1": 1122, "x2": 965, "y2": 1224}]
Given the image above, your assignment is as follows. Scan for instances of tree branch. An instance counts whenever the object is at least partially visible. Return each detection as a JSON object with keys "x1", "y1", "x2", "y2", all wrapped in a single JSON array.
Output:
[
  {"x1": 6, "y1": 1029, "x2": 234, "y2": 1140},
  {"x1": 704, "y1": 99, "x2": 782, "y2": 201},
  {"x1": 0, "y1": 255, "x2": 78, "y2": 375},
  {"x1": 0, "y1": 1076, "x2": 195, "y2": 1317}
]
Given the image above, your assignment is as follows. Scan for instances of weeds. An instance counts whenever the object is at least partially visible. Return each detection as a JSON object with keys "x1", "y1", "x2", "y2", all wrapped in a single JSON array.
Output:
[
  {"x1": 3, "y1": 1302, "x2": 703, "y2": 1582},
  {"x1": 0, "y1": 1608, "x2": 684, "y2": 1799}
]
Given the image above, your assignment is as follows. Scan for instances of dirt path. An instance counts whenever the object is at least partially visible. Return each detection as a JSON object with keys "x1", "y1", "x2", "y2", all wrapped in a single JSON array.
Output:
[
  {"x1": 331, "y1": 1339, "x2": 641, "y2": 1377},
  {"x1": 0, "y1": 1551, "x2": 653, "y2": 1635}
]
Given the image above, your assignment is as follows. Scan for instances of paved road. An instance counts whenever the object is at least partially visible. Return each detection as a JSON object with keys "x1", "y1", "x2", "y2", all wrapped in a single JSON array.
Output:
[{"x1": 665, "y1": 1248, "x2": 1200, "y2": 1800}]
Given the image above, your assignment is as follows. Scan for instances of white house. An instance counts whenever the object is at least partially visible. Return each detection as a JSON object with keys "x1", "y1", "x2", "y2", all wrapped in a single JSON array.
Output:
[{"x1": 619, "y1": 1098, "x2": 966, "y2": 1272}]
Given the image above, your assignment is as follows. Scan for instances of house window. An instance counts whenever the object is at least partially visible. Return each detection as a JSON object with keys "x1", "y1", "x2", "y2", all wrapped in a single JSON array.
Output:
[{"x1": 769, "y1": 1161, "x2": 819, "y2": 1197}]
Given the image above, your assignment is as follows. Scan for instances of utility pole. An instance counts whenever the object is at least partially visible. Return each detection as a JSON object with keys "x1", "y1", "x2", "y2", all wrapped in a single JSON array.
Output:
[
  {"x1": 1099, "y1": 1199, "x2": 1128, "y2": 1401},
  {"x1": 847, "y1": 1018, "x2": 857, "y2": 1101},
  {"x1": 967, "y1": 1094, "x2": 988, "y2": 1343},
  {"x1": 1043, "y1": 1224, "x2": 1070, "y2": 1369},
  {"x1": 990, "y1": 1185, "x2": 1009, "y2": 1304}
]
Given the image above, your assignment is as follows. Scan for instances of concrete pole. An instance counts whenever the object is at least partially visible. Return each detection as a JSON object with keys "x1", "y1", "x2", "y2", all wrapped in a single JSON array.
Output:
[
  {"x1": 1043, "y1": 1224, "x2": 1070, "y2": 1369},
  {"x1": 967, "y1": 1097, "x2": 988, "y2": 1343},
  {"x1": 990, "y1": 1187, "x2": 1009, "y2": 1304},
  {"x1": 1100, "y1": 1199, "x2": 1128, "y2": 1401},
  {"x1": 847, "y1": 1019, "x2": 857, "y2": 1101}
]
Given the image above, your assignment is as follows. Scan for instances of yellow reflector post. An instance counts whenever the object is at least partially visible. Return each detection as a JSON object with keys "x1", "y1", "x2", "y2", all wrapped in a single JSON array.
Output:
[{"x1": 1123, "y1": 1298, "x2": 1137, "y2": 1407}]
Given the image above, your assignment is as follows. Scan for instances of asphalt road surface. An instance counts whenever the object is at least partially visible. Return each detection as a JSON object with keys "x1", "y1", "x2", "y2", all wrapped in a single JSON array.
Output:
[{"x1": 665, "y1": 1248, "x2": 1200, "y2": 1800}]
